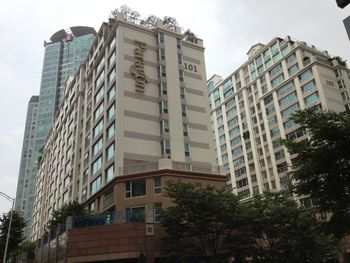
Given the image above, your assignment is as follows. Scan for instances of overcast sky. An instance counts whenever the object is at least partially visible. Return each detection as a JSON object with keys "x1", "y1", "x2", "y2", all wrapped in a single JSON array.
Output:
[{"x1": 0, "y1": 0, "x2": 349, "y2": 215}]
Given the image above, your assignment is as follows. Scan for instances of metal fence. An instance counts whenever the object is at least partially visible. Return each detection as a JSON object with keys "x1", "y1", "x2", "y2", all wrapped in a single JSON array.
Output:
[{"x1": 72, "y1": 209, "x2": 159, "y2": 229}]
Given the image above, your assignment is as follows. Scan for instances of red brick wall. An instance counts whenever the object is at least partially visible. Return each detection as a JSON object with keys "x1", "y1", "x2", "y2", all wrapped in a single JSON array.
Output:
[{"x1": 67, "y1": 223, "x2": 165, "y2": 263}]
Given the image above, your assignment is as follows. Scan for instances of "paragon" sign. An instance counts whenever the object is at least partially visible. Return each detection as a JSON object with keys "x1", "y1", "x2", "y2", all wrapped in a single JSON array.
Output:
[{"x1": 130, "y1": 40, "x2": 148, "y2": 92}]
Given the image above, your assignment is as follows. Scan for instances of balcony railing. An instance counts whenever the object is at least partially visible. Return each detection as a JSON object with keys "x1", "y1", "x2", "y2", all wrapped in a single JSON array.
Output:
[{"x1": 118, "y1": 159, "x2": 222, "y2": 176}]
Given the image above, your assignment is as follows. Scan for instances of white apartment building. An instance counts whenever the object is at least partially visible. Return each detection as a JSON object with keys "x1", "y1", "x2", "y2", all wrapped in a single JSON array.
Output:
[
  {"x1": 31, "y1": 13, "x2": 217, "y2": 240},
  {"x1": 208, "y1": 36, "x2": 350, "y2": 201}
]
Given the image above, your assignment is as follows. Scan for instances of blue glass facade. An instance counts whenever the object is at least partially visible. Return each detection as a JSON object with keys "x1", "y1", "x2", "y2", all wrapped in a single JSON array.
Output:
[{"x1": 15, "y1": 27, "x2": 96, "y2": 238}]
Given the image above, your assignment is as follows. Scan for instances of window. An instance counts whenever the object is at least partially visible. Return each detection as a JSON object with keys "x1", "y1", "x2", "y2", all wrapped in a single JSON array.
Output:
[
  {"x1": 178, "y1": 53, "x2": 182, "y2": 64},
  {"x1": 92, "y1": 137, "x2": 103, "y2": 156},
  {"x1": 299, "y1": 69, "x2": 312, "y2": 82},
  {"x1": 270, "y1": 64, "x2": 282, "y2": 76},
  {"x1": 107, "y1": 122, "x2": 115, "y2": 140},
  {"x1": 179, "y1": 70, "x2": 184, "y2": 81},
  {"x1": 160, "y1": 119, "x2": 169, "y2": 133},
  {"x1": 235, "y1": 167, "x2": 246, "y2": 178},
  {"x1": 233, "y1": 156, "x2": 245, "y2": 166},
  {"x1": 159, "y1": 82, "x2": 167, "y2": 96},
  {"x1": 286, "y1": 128, "x2": 304, "y2": 140},
  {"x1": 125, "y1": 180, "x2": 146, "y2": 198},
  {"x1": 231, "y1": 136, "x2": 241, "y2": 146},
  {"x1": 232, "y1": 146, "x2": 243, "y2": 156},
  {"x1": 237, "y1": 178, "x2": 248, "y2": 189},
  {"x1": 108, "y1": 50, "x2": 116, "y2": 67},
  {"x1": 180, "y1": 87, "x2": 185, "y2": 99},
  {"x1": 207, "y1": 81, "x2": 215, "y2": 93},
  {"x1": 91, "y1": 176, "x2": 102, "y2": 195},
  {"x1": 159, "y1": 65, "x2": 166, "y2": 77},
  {"x1": 161, "y1": 140, "x2": 171, "y2": 155},
  {"x1": 271, "y1": 74, "x2": 285, "y2": 87},
  {"x1": 286, "y1": 53, "x2": 296, "y2": 64},
  {"x1": 272, "y1": 139, "x2": 281, "y2": 148},
  {"x1": 338, "y1": 79, "x2": 346, "y2": 89},
  {"x1": 154, "y1": 177, "x2": 161, "y2": 194},
  {"x1": 107, "y1": 143, "x2": 115, "y2": 160},
  {"x1": 154, "y1": 203, "x2": 162, "y2": 222},
  {"x1": 341, "y1": 91, "x2": 350, "y2": 101},
  {"x1": 184, "y1": 143, "x2": 190, "y2": 157},
  {"x1": 176, "y1": 38, "x2": 181, "y2": 48},
  {"x1": 302, "y1": 80, "x2": 316, "y2": 93},
  {"x1": 92, "y1": 156, "x2": 102, "y2": 174},
  {"x1": 219, "y1": 135, "x2": 226, "y2": 144},
  {"x1": 284, "y1": 119, "x2": 296, "y2": 130},
  {"x1": 63, "y1": 191, "x2": 69, "y2": 203},
  {"x1": 335, "y1": 68, "x2": 341, "y2": 77},
  {"x1": 183, "y1": 123, "x2": 188, "y2": 136},
  {"x1": 95, "y1": 86, "x2": 104, "y2": 103},
  {"x1": 266, "y1": 105, "x2": 275, "y2": 115},
  {"x1": 281, "y1": 103, "x2": 299, "y2": 119},
  {"x1": 304, "y1": 92, "x2": 319, "y2": 106},
  {"x1": 226, "y1": 107, "x2": 237, "y2": 117},
  {"x1": 228, "y1": 117, "x2": 238, "y2": 127},
  {"x1": 275, "y1": 150, "x2": 285, "y2": 160},
  {"x1": 109, "y1": 38, "x2": 116, "y2": 50},
  {"x1": 158, "y1": 32, "x2": 164, "y2": 43},
  {"x1": 277, "y1": 162, "x2": 288, "y2": 173},
  {"x1": 217, "y1": 116, "x2": 223, "y2": 126},
  {"x1": 108, "y1": 67, "x2": 116, "y2": 84},
  {"x1": 106, "y1": 164, "x2": 114, "y2": 183},
  {"x1": 108, "y1": 85, "x2": 115, "y2": 101},
  {"x1": 159, "y1": 48, "x2": 165, "y2": 60},
  {"x1": 181, "y1": 105, "x2": 187, "y2": 117},
  {"x1": 281, "y1": 45, "x2": 290, "y2": 56},
  {"x1": 125, "y1": 206, "x2": 145, "y2": 222},
  {"x1": 229, "y1": 127, "x2": 240, "y2": 137},
  {"x1": 279, "y1": 92, "x2": 297, "y2": 107},
  {"x1": 93, "y1": 119, "x2": 103, "y2": 137},
  {"x1": 270, "y1": 127, "x2": 280, "y2": 137},
  {"x1": 277, "y1": 81, "x2": 294, "y2": 97},
  {"x1": 107, "y1": 103, "x2": 115, "y2": 120},
  {"x1": 94, "y1": 103, "x2": 104, "y2": 120},
  {"x1": 160, "y1": 100, "x2": 168, "y2": 114},
  {"x1": 95, "y1": 70, "x2": 104, "y2": 87},
  {"x1": 288, "y1": 64, "x2": 299, "y2": 76}
]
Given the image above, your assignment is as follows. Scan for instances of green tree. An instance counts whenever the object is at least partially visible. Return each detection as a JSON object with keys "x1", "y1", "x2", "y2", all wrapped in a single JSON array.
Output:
[
  {"x1": 246, "y1": 192, "x2": 336, "y2": 263},
  {"x1": 160, "y1": 181, "x2": 252, "y2": 263},
  {"x1": 284, "y1": 109, "x2": 350, "y2": 238},
  {"x1": 47, "y1": 201, "x2": 86, "y2": 231},
  {"x1": 0, "y1": 210, "x2": 26, "y2": 261}
]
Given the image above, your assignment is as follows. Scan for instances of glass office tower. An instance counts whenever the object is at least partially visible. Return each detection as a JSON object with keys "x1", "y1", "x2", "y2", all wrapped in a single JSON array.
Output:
[{"x1": 16, "y1": 26, "x2": 96, "y2": 238}]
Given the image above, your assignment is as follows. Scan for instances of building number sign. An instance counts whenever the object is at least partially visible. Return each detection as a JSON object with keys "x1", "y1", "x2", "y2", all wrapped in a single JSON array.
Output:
[{"x1": 184, "y1": 63, "x2": 198, "y2": 72}]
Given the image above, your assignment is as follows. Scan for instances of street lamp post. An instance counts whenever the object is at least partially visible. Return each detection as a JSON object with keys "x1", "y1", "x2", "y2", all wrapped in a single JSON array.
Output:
[{"x1": 0, "y1": 192, "x2": 15, "y2": 263}]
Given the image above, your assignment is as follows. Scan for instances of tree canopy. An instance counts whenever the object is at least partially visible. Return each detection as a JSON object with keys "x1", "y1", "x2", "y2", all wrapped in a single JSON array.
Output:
[
  {"x1": 160, "y1": 181, "x2": 251, "y2": 263},
  {"x1": 284, "y1": 108, "x2": 350, "y2": 238},
  {"x1": 47, "y1": 201, "x2": 86, "y2": 231},
  {"x1": 0, "y1": 210, "x2": 25, "y2": 261},
  {"x1": 160, "y1": 181, "x2": 337, "y2": 263},
  {"x1": 246, "y1": 192, "x2": 335, "y2": 263}
]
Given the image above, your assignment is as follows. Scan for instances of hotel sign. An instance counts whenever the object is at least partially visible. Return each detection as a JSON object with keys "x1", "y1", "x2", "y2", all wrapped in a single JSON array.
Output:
[{"x1": 130, "y1": 40, "x2": 148, "y2": 93}]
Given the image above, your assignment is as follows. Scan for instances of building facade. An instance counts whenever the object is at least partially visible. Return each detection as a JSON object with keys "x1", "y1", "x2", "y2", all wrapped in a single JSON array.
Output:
[
  {"x1": 15, "y1": 96, "x2": 39, "y2": 221},
  {"x1": 208, "y1": 36, "x2": 350, "y2": 201},
  {"x1": 16, "y1": 27, "x2": 96, "y2": 238},
  {"x1": 31, "y1": 13, "x2": 217, "y2": 240},
  {"x1": 34, "y1": 169, "x2": 226, "y2": 263}
]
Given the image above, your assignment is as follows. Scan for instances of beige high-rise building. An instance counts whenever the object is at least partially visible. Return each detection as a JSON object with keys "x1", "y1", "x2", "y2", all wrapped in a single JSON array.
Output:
[
  {"x1": 31, "y1": 13, "x2": 217, "y2": 240},
  {"x1": 208, "y1": 36, "x2": 350, "y2": 202}
]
